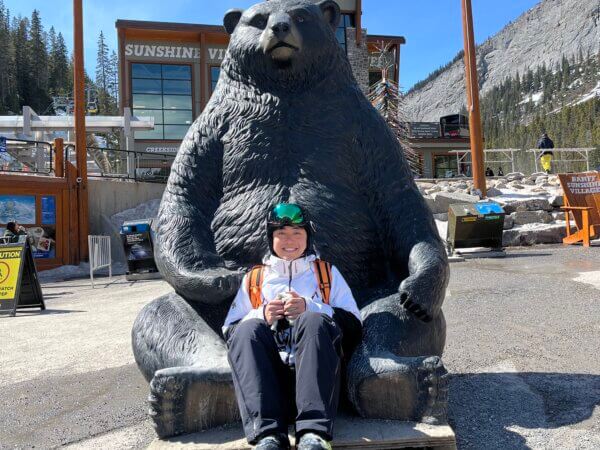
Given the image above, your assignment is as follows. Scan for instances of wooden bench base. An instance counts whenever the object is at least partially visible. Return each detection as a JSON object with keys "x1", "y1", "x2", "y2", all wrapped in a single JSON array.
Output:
[{"x1": 148, "y1": 417, "x2": 457, "y2": 450}]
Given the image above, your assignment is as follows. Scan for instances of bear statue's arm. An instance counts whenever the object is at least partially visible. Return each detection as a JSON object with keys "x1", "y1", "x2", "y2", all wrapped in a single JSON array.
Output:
[
  {"x1": 154, "y1": 123, "x2": 243, "y2": 304},
  {"x1": 355, "y1": 102, "x2": 449, "y2": 321}
]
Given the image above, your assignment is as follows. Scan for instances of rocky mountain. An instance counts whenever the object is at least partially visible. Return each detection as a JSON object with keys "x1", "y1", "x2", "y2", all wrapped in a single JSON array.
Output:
[{"x1": 404, "y1": 0, "x2": 600, "y2": 121}]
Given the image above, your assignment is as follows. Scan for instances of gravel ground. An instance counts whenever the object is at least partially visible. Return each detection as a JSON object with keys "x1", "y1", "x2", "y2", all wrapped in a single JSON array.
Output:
[{"x1": 1, "y1": 245, "x2": 599, "y2": 449}]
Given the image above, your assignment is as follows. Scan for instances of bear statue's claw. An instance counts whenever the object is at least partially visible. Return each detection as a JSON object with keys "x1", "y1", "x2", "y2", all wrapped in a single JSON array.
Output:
[
  {"x1": 347, "y1": 352, "x2": 448, "y2": 424},
  {"x1": 149, "y1": 366, "x2": 239, "y2": 438}
]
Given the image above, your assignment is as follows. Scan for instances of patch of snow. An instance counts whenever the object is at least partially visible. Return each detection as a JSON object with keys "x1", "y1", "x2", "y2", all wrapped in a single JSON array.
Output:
[
  {"x1": 435, "y1": 220, "x2": 448, "y2": 240},
  {"x1": 110, "y1": 198, "x2": 161, "y2": 230},
  {"x1": 573, "y1": 271, "x2": 600, "y2": 291},
  {"x1": 38, "y1": 262, "x2": 127, "y2": 282},
  {"x1": 574, "y1": 81, "x2": 600, "y2": 105},
  {"x1": 531, "y1": 92, "x2": 543, "y2": 104},
  {"x1": 520, "y1": 91, "x2": 544, "y2": 105},
  {"x1": 516, "y1": 222, "x2": 560, "y2": 231}
]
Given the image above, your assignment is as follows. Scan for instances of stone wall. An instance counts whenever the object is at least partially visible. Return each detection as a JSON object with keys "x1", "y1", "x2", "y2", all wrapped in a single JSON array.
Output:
[{"x1": 346, "y1": 27, "x2": 369, "y2": 94}]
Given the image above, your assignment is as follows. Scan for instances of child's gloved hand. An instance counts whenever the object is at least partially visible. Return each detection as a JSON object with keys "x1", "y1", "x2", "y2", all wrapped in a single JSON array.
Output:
[
  {"x1": 284, "y1": 291, "x2": 306, "y2": 321},
  {"x1": 264, "y1": 299, "x2": 285, "y2": 325}
]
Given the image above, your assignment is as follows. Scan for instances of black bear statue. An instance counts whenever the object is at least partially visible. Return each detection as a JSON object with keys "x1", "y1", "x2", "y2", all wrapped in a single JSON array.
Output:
[{"x1": 132, "y1": 0, "x2": 449, "y2": 438}]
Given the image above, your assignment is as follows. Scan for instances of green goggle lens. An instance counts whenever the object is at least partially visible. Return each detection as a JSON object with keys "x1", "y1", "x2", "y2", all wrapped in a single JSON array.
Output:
[{"x1": 272, "y1": 203, "x2": 305, "y2": 224}]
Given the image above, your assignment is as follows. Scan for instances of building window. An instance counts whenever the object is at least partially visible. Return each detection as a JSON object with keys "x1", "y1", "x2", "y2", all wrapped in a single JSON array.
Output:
[
  {"x1": 132, "y1": 63, "x2": 193, "y2": 140},
  {"x1": 434, "y1": 155, "x2": 460, "y2": 179},
  {"x1": 210, "y1": 67, "x2": 220, "y2": 94},
  {"x1": 336, "y1": 13, "x2": 355, "y2": 51}
]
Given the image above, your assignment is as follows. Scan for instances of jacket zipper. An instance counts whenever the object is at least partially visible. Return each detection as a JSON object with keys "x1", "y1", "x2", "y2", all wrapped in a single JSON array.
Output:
[{"x1": 288, "y1": 261, "x2": 293, "y2": 291}]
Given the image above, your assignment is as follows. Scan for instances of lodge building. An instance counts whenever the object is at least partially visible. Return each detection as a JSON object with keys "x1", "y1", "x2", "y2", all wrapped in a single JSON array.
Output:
[{"x1": 116, "y1": 0, "x2": 405, "y2": 155}]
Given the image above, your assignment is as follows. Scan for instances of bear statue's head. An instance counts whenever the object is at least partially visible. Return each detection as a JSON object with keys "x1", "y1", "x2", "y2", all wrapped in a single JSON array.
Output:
[{"x1": 222, "y1": 0, "x2": 348, "y2": 92}]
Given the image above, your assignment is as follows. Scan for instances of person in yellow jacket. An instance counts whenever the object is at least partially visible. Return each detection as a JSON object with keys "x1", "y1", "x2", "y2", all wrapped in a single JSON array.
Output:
[{"x1": 537, "y1": 133, "x2": 554, "y2": 174}]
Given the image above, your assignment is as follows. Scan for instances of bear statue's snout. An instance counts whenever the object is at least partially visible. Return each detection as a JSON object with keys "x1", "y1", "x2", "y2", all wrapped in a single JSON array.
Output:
[
  {"x1": 271, "y1": 20, "x2": 290, "y2": 38},
  {"x1": 261, "y1": 13, "x2": 301, "y2": 62}
]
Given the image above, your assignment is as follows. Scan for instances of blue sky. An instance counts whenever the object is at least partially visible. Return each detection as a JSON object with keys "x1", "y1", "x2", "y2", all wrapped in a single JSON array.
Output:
[{"x1": 3, "y1": 0, "x2": 541, "y2": 91}]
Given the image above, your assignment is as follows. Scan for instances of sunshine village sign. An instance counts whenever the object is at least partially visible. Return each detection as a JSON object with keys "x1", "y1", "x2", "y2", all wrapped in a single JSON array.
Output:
[{"x1": 124, "y1": 44, "x2": 227, "y2": 62}]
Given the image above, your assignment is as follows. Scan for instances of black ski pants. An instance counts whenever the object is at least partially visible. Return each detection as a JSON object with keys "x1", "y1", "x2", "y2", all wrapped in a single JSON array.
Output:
[{"x1": 227, "y1": 312, "x2": 343, "y2": 444}]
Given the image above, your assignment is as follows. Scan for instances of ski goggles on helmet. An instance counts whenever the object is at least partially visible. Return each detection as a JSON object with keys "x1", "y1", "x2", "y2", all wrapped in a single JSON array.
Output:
[{"x1": 268, "y1": 203, "x2": 306, "y2": 226}]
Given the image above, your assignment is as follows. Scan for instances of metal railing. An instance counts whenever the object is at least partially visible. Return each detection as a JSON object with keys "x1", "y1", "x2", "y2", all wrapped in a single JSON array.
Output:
[
  {"x1": 94, "y1": 146, "x2": 175, "y2": 183},
  {"x1": 63, "y1": 146, "x2": 176, "y2": 183},
  {"x1": 0, "y1": 138, "x2": 53, "y2": 175},
  {"x1": 88, "y1": 235, "x2": 112, "y2": 287}
]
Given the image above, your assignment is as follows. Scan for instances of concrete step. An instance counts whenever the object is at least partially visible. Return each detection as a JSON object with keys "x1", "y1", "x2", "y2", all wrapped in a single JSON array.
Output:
[{"x1": 148, "y1": 417, "x2": 457, "y2": 450}]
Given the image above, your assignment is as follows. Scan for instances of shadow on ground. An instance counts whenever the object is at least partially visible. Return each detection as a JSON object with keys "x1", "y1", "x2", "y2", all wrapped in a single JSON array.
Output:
[
  {"x1": 502, "y1": 252, "x2": 554, "y2": 259},
  {"x1": 449, "y1": 372, "x2": 600, "y2": 449}
]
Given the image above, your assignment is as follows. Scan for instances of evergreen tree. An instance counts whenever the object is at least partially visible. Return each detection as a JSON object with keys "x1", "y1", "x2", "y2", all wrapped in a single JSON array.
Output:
[
  {"x1": 48, "y1": 30, "x2": 70, "y2": 97},
  {"x1": 13, "y1": 16, "x2": 33, "y2": 109},
  {"x1": 95, "y1": 31, "x2": 116, "y2": 114},
  {"x1": 0, "y1": 1, "x2": 17, "y2": 113},
  {"x1": 29, "y1": 10, "x2": 50, "y2": 112},
  {"x1": 108, "y1": 50, "x2": 119, "y2": 103}
]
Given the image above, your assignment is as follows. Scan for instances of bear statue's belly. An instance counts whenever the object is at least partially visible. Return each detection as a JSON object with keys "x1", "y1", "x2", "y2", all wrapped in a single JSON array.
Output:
[{"x1": 211, "y1": 98, "x2": 388, "y2": 288}]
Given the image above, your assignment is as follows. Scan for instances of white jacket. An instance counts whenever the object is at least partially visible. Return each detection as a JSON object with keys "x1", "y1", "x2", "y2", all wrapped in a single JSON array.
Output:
[{"x1": 223, "y1": 254, "x2": 361, "y2": 336}]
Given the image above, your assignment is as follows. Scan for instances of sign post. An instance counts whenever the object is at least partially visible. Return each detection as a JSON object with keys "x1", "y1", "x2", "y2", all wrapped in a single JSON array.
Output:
[{"x1": 0, "y1": 242, "x2": 45, "y2": 316}]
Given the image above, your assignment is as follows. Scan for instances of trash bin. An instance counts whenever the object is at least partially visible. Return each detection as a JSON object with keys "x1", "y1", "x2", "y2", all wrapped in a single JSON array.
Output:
[
  {"x1": 447, "y1": 201, "x2": 505, "y2": 254},
  {"x1": 120, "y1": 219, "x2": 161, "y2": 280}
]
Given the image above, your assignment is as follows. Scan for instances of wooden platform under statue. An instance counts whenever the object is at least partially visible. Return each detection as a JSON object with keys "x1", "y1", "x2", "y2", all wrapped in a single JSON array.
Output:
[{"x1": 148, "y1": 417, "x2": 457, "y2": 450}]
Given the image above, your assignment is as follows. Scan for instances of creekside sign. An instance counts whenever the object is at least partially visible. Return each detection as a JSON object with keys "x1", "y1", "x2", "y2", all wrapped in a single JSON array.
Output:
[{"x1": 0, "y1": 242, "x2": 45, "y2": 317}]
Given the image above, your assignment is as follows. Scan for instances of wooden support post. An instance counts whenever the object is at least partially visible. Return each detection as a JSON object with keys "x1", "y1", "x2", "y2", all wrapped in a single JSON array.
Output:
[
  {"x1": 461, "y1": 0, "x2": 486, "y2": 197},
  {"x1": 73, "y1": 0, "x2": 89, "y2": 261},
  {"x1": 53, "y1": 138, "x2": 64, "y2": 178}
]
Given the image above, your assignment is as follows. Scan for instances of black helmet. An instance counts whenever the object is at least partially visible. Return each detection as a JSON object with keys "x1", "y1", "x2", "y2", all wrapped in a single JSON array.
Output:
[{"x1": 266, "y1": 203, "x2": 316, "y2": 256}]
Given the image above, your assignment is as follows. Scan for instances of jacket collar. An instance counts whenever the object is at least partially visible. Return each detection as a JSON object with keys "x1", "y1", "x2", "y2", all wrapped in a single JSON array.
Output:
[{"x1": 263, "y1": 254, "x2": 317, "y2": 278}]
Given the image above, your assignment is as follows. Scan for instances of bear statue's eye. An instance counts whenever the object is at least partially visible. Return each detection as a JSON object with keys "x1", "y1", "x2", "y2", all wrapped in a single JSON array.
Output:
[
  {"x1": 295, "y1": 15, "x2": 305, "y2": 23},
  {"x1": 250, "y1": 14, "x2": 268, "y2": 29}
]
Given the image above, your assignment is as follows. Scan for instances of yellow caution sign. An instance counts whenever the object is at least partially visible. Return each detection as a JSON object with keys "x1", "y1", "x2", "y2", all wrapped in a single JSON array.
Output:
[
  {"x1": 0, "y1": 246, "x2": 24, "y2": 302},
  {"x1": 0, "y1": 242, "x2": 44, "y2": 316}
]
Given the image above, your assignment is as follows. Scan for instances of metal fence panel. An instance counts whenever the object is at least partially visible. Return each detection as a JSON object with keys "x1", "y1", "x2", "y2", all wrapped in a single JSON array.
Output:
[{"x1": 88, "y1": 235, "x2": 111, "y2": 287}]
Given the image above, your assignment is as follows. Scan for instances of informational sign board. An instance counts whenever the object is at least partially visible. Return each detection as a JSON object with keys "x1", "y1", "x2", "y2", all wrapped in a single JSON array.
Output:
[
  {"x1": 0, "y1": 242, "x2": 45, "y2": 316},
  {"x1": 0, "y1": 136, "x2": 6, "y2": 153},
  {"x1": 558, "y1": 172, "x2": 600, "y2": 225},
  {"x1": 41, "y1": 196, "x2": 56, "y2": 225},
  {"x1": 120, "y1": 220, "x2": 160, "y2": 277},
  {"x1": 409, "y1": 122, "x2": 441, "y2": 139}
]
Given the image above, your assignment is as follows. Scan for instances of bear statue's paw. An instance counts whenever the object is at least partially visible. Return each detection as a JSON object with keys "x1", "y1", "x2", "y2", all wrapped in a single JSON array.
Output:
[
  {"x1": 417, "y1": 356, "x2": 449, "y2": 425},
  {"x1": 148, "y1": 365, "x2": 239, "y2": 438},
  {"x1": 347, "y1": 352, "x2": 448, "y2": 424}
]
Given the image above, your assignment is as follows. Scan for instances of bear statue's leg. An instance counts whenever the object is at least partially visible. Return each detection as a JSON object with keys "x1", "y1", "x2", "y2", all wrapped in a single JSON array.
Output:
[
  {"x1": 347, "y1": 293, "x2": 449, "y2": 424},
  {"x1": 132, "y1": 292, "x2": 239, "y2": 438}
]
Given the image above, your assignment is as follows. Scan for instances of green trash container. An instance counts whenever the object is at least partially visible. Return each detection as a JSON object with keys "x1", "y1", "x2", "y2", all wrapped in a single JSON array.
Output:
[{"x1": 447, "y1": 202, "x2": 505, "y2": 254}]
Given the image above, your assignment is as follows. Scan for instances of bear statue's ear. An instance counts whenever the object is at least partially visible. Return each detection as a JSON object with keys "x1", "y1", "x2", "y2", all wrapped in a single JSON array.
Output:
[
  {"x1": 224, "y1": 9, "x2": 244, "y2": 35},
  {"x1": 318, "y1": 0, "x2": 341, "y2": 30}
]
